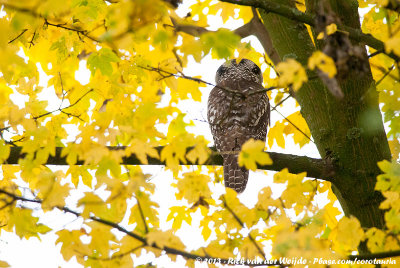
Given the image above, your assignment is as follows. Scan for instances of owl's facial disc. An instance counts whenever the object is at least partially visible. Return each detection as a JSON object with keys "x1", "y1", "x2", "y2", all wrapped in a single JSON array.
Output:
[{"x1": 215, "y1": 58, "x2": 263, "y2": 85}]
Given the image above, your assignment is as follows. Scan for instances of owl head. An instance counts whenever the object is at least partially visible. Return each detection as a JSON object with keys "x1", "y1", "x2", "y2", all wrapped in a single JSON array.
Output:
[{"x1": 215, "y1": 58, "x2": 263, "y2": 85}]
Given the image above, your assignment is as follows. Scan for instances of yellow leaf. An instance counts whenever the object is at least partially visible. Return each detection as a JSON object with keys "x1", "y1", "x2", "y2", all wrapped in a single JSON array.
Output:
[
  {"x1": 56, "y1": 229, "x2": 90, "y2": 262},
  {"x1": 179, "y1": 38, "x2": 204, "y2": 63},
  {"x1": 159, "y1": 58, "x2": 182, "y2": 74},
  {"x1": 365, "y1": 227, "x2": 386, "y2": 252},
  {"x1": 7, "y1": 207, "x2": 52, "y2": 239},
  {"x1": 276, "y1": 59, "x2": 307, "y2": 91},
  {"x1": 268, "y1": 121, "x2": 286, "y2": 148},
  {"x1": 318, "y1": 23, "x2": 338, "y2": 39},
  {"x1": 87, "y1": 221, "x2": 116, "y2": 256},
  {"x1": 186, "y1": 137, "x2": 211, "y2": 164},
  {"x1": 238, "y1": 138, "x2": 272, "y2": 171},
  {"x1": 31, "y1": 169, "x2": 69, "y2": 210},
  {"x1": 167, "y1": 206, "x2": 192, "y2": 230},
  {"x1": 126, "y1": 139, "x2": 159, "y2": 165},
  {"x1": 2, "y1": 165, "x2": 20, "y2": 180},
  {"x1": 388, "y1": 139, "x2": 400, "y2": 160},
  {"x1": 335, "y1": 216, "x2": 364, "y2": 251},
  {"x1": 317, "y1": 32, "x2": 324, "y2": 40},
  {"x1": 167, "y1": 113, "x2": 194, "y2": 138},
  {"x1": 0, "y1": 140, "x2": 10, "y2": 163},
  {"x1": 119, "y1": 235, "x2": 145, "y2": 254},
  {"x1": 78, "y1": 192, "x2": 106, "y2": 217},
  {"x1": 176, "y1": 172, "x2": 211, "y2": 203},
  {"x1": 0, "y1": 82, "x2": 12, "y2": 105},
  {"x1": 386, "y1": 35, "x2": 400, "y2": 56},
  {"x1": 200, "y1": 218, "x2": 212, "y2": 240},
  {"x1": 380, "y1": 191, "x2": 399, "y2": 209},
  {"x1": 176, "y1": 76, "x2": 204, "y2": 102},
  {"x1": 323, "y1": 203, "x2": 341, "y2": 229},
  {"x1": 160, "y1": 141, "x2": 186, "y2": 175},
  {"x1": 282, "y1": 111, "x2": 311, "y2": 148},
  {"x1": 308, "y1": 51, "x2": 337, "y2": 78},
  {"x1": 256, "y1": 186, "x2": 280, "y2": 210},
  {"x1": 326, "y1": 23, "x2": 337, "y2": 35},
  {"x1": 376, "y1": 160, "x2": 400, "y2": 192},
  {"x1": 146, "y1": 230, "x2": 185, "y2": 261},
  {"x1": 41, "y1": 181, "x2": 70, "y2": 210},
  {"x1": 0, "y1": 261, "x2": 10, "y2": 268},
  {"x1": 129, "y1": 191, "x2": 159, "y2": 233}
]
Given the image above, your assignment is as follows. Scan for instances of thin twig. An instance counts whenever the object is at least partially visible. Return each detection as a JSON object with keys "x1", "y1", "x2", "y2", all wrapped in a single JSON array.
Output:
[
  {"x1": 274, "y1": 108, "x2": 314, "y2": 144},
  {"x1": 139, "y1": 65, "x2": 246, "y2": 96},
  {"x1": 135, "y1": 196, "x2": 149, "y2": 234},
  {"x1": 44, "y1": 19, "x2": 99, "y2": 43},
  {"x1": 32, "y1": 89, "x2": 93, "y2": 120},
  {"x1": 87, "y1": 245, "x2": 145, "y2": 261},
  {"x1": 368, "y1": 50, "x2": 383, "y2": 58},
  {"x1": 139, "y1": 65, "x2": 277, "y2": 97},
  {"x1": 8, "y1": 29, "x2": 28, "y2": 44},
  {"x1": 271, "y1": 94, "x2": 292, "y2": 111},
  {"x1": 29, "y1": 29, "x2": 36, "y2": 48},
  {"x1": 222, "y1": 196, "x2": 267, "y2": 261},
  {"x1": 0, "y1": 189, "x2": 284, "y2": 266}
]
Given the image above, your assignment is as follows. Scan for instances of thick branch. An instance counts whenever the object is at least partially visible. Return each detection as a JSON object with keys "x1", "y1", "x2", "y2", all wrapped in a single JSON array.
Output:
[
  {"x1": 219, "y1": 0, "x2": 399, "y2": 61},
  {"x1": 5, "y1": 146, "x2": 333, "y2": 181},
  {"x1": 170, "y1": 17, "x2": 254, "y2": 38},
  {"x1": 170, "y1": 10, "x2": 280, "y2": 64},
  {"x1": 249, "y1": 8, "x2": 281, "y2": 64}
]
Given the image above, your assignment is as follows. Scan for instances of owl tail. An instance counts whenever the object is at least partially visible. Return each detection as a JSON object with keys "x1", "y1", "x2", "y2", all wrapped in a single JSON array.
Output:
[{"x1": 223, "y1": 154, "x2": 249, "y2": 193}]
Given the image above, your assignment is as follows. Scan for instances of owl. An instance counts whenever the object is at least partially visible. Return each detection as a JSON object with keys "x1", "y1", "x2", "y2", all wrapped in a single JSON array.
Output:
[{"x1": 207, "y1": 59, "x2": 270, "y2": 193}]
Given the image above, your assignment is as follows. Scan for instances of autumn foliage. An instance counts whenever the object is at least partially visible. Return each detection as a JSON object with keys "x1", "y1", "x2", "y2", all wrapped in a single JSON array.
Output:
[{"x1": 0, "y1": 0, "x2": 400, "y2": 267}]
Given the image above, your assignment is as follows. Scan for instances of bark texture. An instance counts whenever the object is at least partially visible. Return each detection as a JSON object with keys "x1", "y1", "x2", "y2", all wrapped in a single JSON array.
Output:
[{"x1": 258, "y1": 0, "x2": 391, "y2": 234}]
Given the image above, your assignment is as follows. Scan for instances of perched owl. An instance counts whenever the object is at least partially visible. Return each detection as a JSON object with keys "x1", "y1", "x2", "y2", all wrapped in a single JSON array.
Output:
[{"x1": 207, "y1": 59, "x2": 270, "y2": 193}]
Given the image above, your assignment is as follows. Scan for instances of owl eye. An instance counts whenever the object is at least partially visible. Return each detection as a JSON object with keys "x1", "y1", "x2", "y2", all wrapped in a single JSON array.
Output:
[
  {"x1": 217, "y1": 66, "x2": 228, "y2": 75},
  {"x1": 252, "y1": 66, "x2": 261, "y2": 74}
]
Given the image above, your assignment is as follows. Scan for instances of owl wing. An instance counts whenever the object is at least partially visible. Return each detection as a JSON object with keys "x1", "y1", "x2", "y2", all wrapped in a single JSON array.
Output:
[
  {"x1": 207, "y1": 85, "x2": 233, "y2": 127},
  {"x1": 241, "y1": 80, "x2": 270, "y2": 135}
]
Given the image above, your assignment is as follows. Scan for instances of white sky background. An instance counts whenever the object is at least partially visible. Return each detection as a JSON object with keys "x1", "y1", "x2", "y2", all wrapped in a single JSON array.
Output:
[{"x1": 0, "y1": 1, "x2": 376, "y2": 267}]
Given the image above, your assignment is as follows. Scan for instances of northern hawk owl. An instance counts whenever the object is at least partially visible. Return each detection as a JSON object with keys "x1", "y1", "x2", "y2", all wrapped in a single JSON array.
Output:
[{"x1": 207, "y1": 59, "x2": 270, "y2": 193}]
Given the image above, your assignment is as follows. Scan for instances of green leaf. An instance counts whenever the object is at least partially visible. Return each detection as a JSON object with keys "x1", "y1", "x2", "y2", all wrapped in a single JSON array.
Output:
[
  {"x1": 201, "y1": 29, "x2": 240, "y2": 59},
  {"x1": 87, "y1": 48, "x2": 120, "y2": 76}
]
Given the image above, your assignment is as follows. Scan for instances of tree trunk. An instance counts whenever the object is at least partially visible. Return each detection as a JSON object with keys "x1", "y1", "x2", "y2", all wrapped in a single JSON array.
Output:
[{"x1": 258, "y1": 0, "x2": 391, "y2": 236}]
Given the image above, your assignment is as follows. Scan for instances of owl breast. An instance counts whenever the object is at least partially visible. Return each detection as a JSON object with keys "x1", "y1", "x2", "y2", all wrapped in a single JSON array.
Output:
[{"x1": 207, "y1": 58, "x2": 270, "y2": 193}]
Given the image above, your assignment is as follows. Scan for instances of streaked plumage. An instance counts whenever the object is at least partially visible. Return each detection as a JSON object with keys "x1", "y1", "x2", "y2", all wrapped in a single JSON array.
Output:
[{"x1": 207, "y1": 59, "x2": 270, "y2": 193}]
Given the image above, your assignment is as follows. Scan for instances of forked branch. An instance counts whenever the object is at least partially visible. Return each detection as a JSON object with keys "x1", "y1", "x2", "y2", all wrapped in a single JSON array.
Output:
[{"x1": 219, "y1": 0, "x2": 399, "y2": 61}]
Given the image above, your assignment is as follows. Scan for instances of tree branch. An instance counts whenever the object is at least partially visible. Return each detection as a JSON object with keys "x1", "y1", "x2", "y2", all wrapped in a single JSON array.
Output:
[
  {"x1": 2, "y1": 189, "x2": 400, "y2": 263},
  {"x1": 219, "y1": 0, "x2": 400, "y2": 61},
  {"x1": 4, "y1": 146, "x2": 334, "y2": 181},
  {"x1": 32, "y1": 89, "x2": 94, "y2": 121},
  {"x1": 139, "y1": 65, "x2": 275, "y2": 97},
  {"x1": 170, "y1": 9, "x2": 281, "y2": 64},
  {"x1": 222, "y1": 196, "x2": 266, "y2": 260},
  {"x1": 249, "y1": 8, "x2": 281, "y2": 64},
  {"x1": 8, "y1": 29, "x2": 28, "y2": 44},
  {"x1": 0, "y1": 188, "x2": 284, "y2": 267},
  {"x1": 169, "y1": 16, "x2": 255, "y2": 39},
  {"x1": 1, "y1": 2, "x2": 101, "y2": 43}
]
